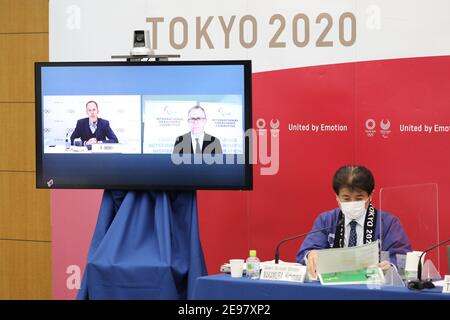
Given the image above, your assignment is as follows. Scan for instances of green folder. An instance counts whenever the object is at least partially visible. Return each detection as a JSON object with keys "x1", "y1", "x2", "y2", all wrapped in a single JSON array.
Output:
[{"x1": 319, "y1": 267, "x2": 384, "y2": 285}]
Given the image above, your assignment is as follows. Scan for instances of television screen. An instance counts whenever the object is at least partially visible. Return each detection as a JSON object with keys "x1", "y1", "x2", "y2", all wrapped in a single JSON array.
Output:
[{"x1": 35, "y1": 60, "x2": 252, "y2": 190}]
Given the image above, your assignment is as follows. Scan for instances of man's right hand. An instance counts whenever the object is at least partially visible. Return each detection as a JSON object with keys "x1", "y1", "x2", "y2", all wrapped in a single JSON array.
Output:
[
  {"x1": 306, "y1": 250, "x2": 318, "y2": 279},
  {"x1": 86, "y1": 138, "x2": 97, "y2": 145}
]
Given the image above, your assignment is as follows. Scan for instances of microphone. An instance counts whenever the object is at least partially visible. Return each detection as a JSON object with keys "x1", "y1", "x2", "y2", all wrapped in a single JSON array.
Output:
[
  {"x1": 274, "y1": 218, "x2": 344, "y2": 264},
  {"x1": 407, "y1": 237, "x2": 450, "y2": 290}
]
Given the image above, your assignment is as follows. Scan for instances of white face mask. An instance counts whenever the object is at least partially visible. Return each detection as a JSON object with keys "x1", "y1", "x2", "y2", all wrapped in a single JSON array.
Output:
[{"x1": 339, "y1": 199, "x2": 368, "y2": 220}]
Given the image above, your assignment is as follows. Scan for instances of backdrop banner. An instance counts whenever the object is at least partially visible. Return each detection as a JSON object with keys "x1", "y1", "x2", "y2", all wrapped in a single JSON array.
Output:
[{"x1": 49, "y1": 0, "x2": 450, "y2": 299}]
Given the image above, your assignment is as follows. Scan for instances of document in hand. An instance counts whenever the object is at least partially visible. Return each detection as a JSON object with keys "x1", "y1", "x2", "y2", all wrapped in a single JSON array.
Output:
[{"x1": 316, "y1": 240, "x2": 384, "y2": 285}]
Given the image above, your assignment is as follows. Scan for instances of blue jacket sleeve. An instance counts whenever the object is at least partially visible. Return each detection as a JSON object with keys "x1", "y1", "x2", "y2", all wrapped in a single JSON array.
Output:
[
  {"x1": 70, "y1": 120, "x2": 82, "y2": 145},
  {"x1": 102, "y1": 120, "x2": 118, "y2": 143}
]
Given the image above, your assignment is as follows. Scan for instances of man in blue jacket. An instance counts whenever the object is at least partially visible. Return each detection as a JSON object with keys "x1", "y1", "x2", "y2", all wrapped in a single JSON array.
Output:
[
  {"x1": 70, "y1": 101, "x2": 118, "y2": 146},
  {"x1": 297, "y1": 165, "x2": 412, "y2": 278}
]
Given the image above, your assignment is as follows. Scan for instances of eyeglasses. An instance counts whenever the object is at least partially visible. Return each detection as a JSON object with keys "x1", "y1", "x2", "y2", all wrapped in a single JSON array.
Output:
[{"x1": 188, "y1": 117, "x2": 206, "y2": 122}]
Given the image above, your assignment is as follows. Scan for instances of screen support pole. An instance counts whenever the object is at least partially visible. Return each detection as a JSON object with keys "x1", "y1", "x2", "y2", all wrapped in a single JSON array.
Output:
[{"x1": 76, "y1": 56, "x2": 209, "y2": 300}]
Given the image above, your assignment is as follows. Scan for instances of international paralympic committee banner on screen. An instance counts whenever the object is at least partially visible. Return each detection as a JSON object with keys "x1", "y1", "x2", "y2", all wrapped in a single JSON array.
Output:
[{"x1": 35, "y1": 61, "x2": 252, "y2": 190}]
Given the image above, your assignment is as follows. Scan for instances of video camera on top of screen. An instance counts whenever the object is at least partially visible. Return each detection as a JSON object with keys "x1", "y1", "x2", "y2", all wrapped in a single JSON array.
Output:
[{"x1": 131, "y1": 30, "x2": 153, "y2": 55}]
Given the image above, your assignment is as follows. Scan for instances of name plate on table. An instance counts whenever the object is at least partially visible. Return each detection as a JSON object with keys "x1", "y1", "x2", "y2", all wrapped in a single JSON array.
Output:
[
  {"x1": 91, "y1": 143, "x2": 121, "y2": 153},
  {"x1": 443, "y1": 275, "x2": 450, "y2": 294},
  {"x1": 260, "y1": 263, "x2": 306, "y2": 282}
]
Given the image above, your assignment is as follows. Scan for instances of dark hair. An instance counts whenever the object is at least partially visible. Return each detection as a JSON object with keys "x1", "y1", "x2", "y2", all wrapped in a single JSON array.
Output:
[
  {"x1": 332, "y1": 165, "x2": 375, "y2": 195},
  {"x1": 86, "y1": 100, "x2": 98, "y2": 109}
]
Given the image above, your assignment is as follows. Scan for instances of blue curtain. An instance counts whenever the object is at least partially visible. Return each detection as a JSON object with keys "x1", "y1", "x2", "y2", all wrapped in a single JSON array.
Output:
[{"x1": 77, "y1": 190, "x2": 207, "y2": 300}]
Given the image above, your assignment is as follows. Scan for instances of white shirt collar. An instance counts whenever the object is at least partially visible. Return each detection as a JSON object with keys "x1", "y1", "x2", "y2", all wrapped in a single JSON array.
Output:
[
  {"x1": 191, "y1": 132, "x2": 205, "y2": 143},
  {"x1": 344, "y1": 212, "x2": 366, "y2": 227}
]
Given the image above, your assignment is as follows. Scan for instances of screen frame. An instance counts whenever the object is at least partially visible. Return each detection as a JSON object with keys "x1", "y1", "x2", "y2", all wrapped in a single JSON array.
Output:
[{"x1": 35, "y1": 60, "x2": 253, "y2": 191}]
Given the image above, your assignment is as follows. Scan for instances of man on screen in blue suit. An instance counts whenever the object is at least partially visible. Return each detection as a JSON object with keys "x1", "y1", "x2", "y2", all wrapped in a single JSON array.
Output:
[
  {"x1": 70, "y1": 101, "x2": 119, "y2": 146},
  {"x1": 297, "y1": 165, "x2": 412, "y2": 278}
]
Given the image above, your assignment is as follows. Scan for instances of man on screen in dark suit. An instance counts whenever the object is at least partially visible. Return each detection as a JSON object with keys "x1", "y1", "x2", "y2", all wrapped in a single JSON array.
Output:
[
  {"x1": 173, "y1": 105, "x2": 222, "y2": 155},
  {"x1": 70, "y1": 100, "x2": 119, "y2": 146}
]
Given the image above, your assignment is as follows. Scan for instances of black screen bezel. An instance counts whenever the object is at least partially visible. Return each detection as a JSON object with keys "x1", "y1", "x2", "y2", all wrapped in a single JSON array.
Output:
[{"x1": 35, "y1": 60, "x2": 253, "y2": 190}]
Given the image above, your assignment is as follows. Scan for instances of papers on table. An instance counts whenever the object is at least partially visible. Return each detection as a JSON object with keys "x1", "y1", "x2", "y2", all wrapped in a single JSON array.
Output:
[
  {"x1": 316, "y1": 240, "x2": 383, "y2": 285},
  {"x1": 316, "y1": 240, "x2": 380, "y2": 274}
]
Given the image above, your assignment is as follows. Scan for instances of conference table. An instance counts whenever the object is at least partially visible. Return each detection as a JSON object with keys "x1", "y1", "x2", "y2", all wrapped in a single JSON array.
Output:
[
  {"x1": 191, "y1": 274, "x2": 450, "y2": 300},
  {"x1": 44, "y1": 144, "x2": 139, "y2": 154}
]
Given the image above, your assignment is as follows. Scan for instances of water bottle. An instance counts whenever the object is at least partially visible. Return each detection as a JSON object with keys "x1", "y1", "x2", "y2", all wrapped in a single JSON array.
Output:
[
  {"x1": 245, "y1": 250, "x2": 260, "y2": 280},
  {"x1": 65, "y1": 132, "x2": 70, "y2": 150}
]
